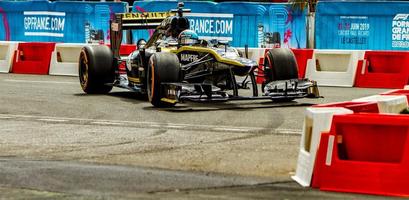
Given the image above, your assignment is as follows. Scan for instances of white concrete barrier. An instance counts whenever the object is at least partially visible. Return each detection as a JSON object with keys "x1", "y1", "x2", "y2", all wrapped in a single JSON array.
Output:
[
  {"x1": 0, "y1": 41, "x2": 18, "y2": 73},
  {"x1": 305, "y1": 50, "x2": 365, "y2": 87},
  {"x1": 292, "y1": 107, "x2": 353, "y2": 187},
  {"x1": 49, "y1": 43, "x2": 86, "y2": 76},
  {"x1": 352, "y1": 95, "x2": 408, "y2": 114}
]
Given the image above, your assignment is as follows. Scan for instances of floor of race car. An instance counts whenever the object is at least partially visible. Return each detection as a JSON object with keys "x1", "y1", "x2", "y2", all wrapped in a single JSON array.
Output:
[{"x1": 0, "y1": 74, "x2": 397, "y2": 200}]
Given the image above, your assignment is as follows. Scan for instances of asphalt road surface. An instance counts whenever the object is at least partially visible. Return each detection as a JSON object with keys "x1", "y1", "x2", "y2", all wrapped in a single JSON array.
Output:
[{"x1": 0, "y1": 74, "x2": 401, "y2": 199}]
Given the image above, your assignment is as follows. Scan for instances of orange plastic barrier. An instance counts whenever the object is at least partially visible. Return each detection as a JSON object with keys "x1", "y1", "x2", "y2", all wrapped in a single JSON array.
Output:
[
  {"x1": 291, "y1": 49, "x2": 313, "y2": 79},
  {"x1": 313, "y1": 101, "x2": 379, "y2": 113},
  {"x1": 11, "y1": 42, "x2": 56, "y2": 75},
  {"x1": 355, "y1": 51, "x2": 409, "y2": 88},
  {"x1": 312, "y1": 113, "x2": 409, "y2": 197}
]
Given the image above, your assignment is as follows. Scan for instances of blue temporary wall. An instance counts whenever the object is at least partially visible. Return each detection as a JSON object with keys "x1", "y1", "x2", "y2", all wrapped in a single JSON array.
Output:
[
  {"x1": 132, "y1": 1, "x2": 307, "y2": 48},
  {"x1": 316, "y1": 1, "x2": 409, "y2": 50},
  {"x1": 0, "y1": 1, "x2": 126, "y2": 43}
]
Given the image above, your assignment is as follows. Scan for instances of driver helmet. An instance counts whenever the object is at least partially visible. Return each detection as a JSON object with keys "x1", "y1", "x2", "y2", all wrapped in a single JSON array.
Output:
[{"x1": 178, "y1": 30, "x2": 199, "y2": 45}]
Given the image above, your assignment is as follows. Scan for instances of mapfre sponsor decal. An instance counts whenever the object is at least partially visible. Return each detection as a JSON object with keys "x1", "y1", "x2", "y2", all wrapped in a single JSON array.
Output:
[{"x1": 180, "y1": 54, "x2": 199, "y2": 62}]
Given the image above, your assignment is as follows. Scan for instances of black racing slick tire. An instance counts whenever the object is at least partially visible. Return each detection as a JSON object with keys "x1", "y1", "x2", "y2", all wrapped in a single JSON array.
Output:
[
  {"x1": 79, "y1": 45, "x2": 115, "y2": 94},
  {"x1": 264, "y1": 48, "x2": 298, "y2": 81},
  {"x1": 147, "y1": 52, "x2": 181, "y2": 108}
]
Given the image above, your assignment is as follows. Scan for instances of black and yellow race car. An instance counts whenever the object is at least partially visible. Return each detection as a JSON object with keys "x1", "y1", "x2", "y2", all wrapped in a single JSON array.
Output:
[{"x1": 78, "y1": 3, "x2": 320, "y2": 107}]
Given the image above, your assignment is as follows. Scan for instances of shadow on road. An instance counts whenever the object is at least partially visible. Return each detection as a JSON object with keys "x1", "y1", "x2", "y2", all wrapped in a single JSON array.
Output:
[
  {"x1": 145, "y1": 101, "x2": 315, "y2": 113},
  {"x1": 75, "y1": 91, "x2": 315, "y2": 113},
  {"x1": 74, "y1": 91, "x2": 148, "y2": 104}
]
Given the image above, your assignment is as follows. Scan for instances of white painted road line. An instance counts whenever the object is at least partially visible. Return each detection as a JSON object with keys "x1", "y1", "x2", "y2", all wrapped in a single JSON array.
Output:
[
  {"x1": 166, "y1": 125, "x2": 187, "y2": 129},
  {"x1": 213, "y1": 128, "x2": 250, "y2": 132},
  {"x1": 3, "y1": 79, "x2": 77, "y2": 85},
  {"x1": 91, "y1": 121, "x2": 124, "y2": 126},
  {"x1": 0, "y1": 116, "x2": 14, "y2": 119},
  {"x1": 37, "y1": 118, "x2": 68, "y2": 122}
]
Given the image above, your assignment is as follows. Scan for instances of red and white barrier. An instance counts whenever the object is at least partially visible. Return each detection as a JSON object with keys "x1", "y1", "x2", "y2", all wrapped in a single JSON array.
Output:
[
  {"x1": 312, "y1": 113, "x2": 409, "y2": 197},
  {"x1": 352, "y1": 94, "x2": 408, "y2": 114},
  {"x1": 49, "y1": 43, "x2": 87, "y2": 76},
  {"x1": 291, "y1": 49, "x2": 314, "y2": 79},
  {"x1": 0, "y1": 41, "x2": 18, "y2": 73},
  {"x1": 313, "y1": 101, "x2": 379, "y2": 113},
  {"x1": 305, "y1": 50, "x2": 365, "y2": 87},
  {"x1": 107, "y1": 44, "x2": 137, "y2": 56},
  {"x1": 354, "y1": 51, "x2": 409, "y2": 89},
  {"x1": 292, "y1": 107, "x2": 353, "y2": 187},
  {"x1": 381, "y1": 89, "x2": 409, "y2": 102},
  {"x1": 11, "y1": 42, "x2": 56, "y2": 75}
]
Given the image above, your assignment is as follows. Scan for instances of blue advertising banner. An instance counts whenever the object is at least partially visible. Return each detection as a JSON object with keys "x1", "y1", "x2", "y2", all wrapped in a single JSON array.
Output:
[
  {"x1": 315, "y1": 1, "x2": 409, "y2": 50},
  {"x1": 0, "y1": 1, "x2": 126, "y2": 43},
  {"x1": 132, "y1": 1, "x2": 307, "y2": 48}
]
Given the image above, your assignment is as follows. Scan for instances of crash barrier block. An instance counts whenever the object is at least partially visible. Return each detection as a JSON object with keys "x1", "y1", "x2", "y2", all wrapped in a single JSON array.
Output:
[
  {"x1": 11, "y1": 42, "x2": 56, "y2": 75},
  {"x1": 118, "y1": 45, "x2": 136, "y2": 73},
  {"x1": 313, "y1": 101, "x2": 379, "y2": 113},
  {"x1": 106, "y1": 44, "x2": 137, "y2": 74},
  {"x1": 106, "y1": 44, "x2": 137, "y2": 56},
  {"x1": 291, "y1": 49, "x2": 314, "y2": 79},
  {"x1": 0, "y1": 42, "x2": 19, "y2": 73},
  {"x1": 382, "y1": 89, "x2": 409, "y2": 103},
  {"x1": 305, "y1": 50, "x2": 365, "y2": 87},
  {"x1": 118, "y1": 44, "x2": 136, "y2": 55},
  {"x1": 256, "y1": 57, "x2": 265, "y2": 84},
  {"x1": 49, "y1": 43, "x2": 87, "y2": 76},
  {"x1": 354, "y1": 51, "x2": 409, "y2": 89},
  {"x1": 292, "y1": 107, "x2": 353, "y2": 187},
  {"x1": 312, "y1": 113, "x2": 409, "y2": 197},
  {"x1": 352, "y1": 95, "x2": 408, "y2": 114}
]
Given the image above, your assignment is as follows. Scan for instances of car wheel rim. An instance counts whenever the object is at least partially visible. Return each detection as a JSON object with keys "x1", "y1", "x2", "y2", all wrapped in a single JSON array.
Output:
[
  {"x1": 79, "y1": 50, "x2": 89, "y2": 89},
  {"x1": 147, "y1": 56, "x2": 155, "y2": 102}
]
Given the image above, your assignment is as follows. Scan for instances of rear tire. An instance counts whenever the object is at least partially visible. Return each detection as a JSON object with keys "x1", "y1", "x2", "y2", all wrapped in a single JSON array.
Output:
[
  {"x1": 264, "y1": 48, "x2": 298, "y2": 81},
  {"x1": 79, "y1": 45, "x2": 114, "y2": 94},
  {"x1": 147, "y1": 52, "x2": 181, "y2": 107}
]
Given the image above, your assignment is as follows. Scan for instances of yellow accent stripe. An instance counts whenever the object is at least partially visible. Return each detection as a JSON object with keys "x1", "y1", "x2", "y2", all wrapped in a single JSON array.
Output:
[
  {"x1": 121, "y1": 12, "x2": 172, "y2": 20},
  {"x1": 161, "y1": 98, "x2": 177, "y2": 104},
  {"x1": 170, "y1": 46, "x2": 245, "y2": 67},
  {"x1": 128, "y1": 77, "x2": 140, "y2": 83}
]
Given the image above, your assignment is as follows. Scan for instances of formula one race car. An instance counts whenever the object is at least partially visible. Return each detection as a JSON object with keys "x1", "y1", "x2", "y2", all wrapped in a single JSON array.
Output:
[{"x1": 78, "y1": 3, "x2": 320, "y2": 107}]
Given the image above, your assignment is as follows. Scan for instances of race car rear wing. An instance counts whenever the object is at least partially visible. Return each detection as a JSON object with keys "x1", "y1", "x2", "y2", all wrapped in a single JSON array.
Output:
[
  {"x1": 113, "y1": 12, "x2": 172, "y2": 30},
  {"x1": 110, "y1": 3, "x2": 190, "y2": 58},
  {"x1": 111, "y1": 8, "x2": 191, "y2": 31}
]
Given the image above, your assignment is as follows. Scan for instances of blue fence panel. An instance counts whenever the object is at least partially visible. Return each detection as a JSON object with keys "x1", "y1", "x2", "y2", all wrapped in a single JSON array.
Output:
[
  {"x1": 0, "y1": 1, "x2": 126, "y2": 43},
  {"x1": 316, "y1": 1, "x2": 409, "y2": 50},
  {"x1": 132, "y1": 1, "x2": 307, "y2": 48}
]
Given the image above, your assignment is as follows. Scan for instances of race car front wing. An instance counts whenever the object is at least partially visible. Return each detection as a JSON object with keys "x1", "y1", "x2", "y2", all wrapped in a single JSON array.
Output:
[{"x1": 160, "y1": 79, "x2": 320, "y2": 103}]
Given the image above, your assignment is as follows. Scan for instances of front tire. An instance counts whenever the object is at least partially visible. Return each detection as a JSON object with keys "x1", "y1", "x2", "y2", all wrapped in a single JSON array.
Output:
[
  {"x1": 146, "y1": 52, "x2": 181, "y2": 107},
  {"x1": 264, "y1": 48, "x2": 298, "y2": 102},
  {"x1": 79, "y1": 45, "x2": 114, "y2": 94},
  {"x1": 264, "y1": 48, "x2": 298, "y2": 81}
]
